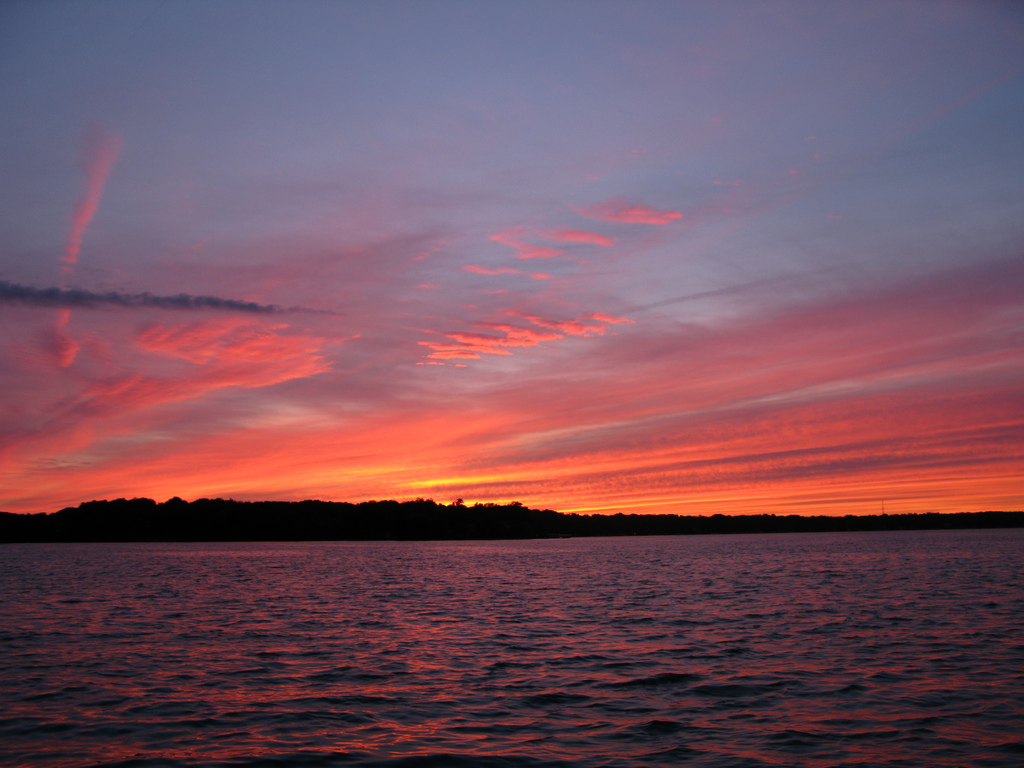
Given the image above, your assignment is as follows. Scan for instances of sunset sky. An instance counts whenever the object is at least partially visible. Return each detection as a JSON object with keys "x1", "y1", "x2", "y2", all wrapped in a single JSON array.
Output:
[{"x1": 1, "y1": 1, "x2": 1022, "y2": 517}]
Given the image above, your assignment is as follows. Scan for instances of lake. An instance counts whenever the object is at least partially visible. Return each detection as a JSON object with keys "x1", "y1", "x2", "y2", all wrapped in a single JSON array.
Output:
[{"x1": 2, "y1": 530, "x2": 1022, "y2": 767}]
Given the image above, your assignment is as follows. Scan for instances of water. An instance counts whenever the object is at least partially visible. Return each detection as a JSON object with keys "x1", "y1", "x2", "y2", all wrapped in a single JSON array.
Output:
[{"x1": 2, "y1": 530, "x2": 1023, "y2": 768}]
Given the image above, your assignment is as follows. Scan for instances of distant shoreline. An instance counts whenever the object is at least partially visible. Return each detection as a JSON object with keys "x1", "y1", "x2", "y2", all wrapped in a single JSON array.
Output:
[{"x1": 2, "y1": 498, "x2": 1022, "y2": 543}]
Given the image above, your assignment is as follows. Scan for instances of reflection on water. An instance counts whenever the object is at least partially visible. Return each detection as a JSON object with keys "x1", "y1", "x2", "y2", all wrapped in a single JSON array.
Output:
[{"x1": 2, "y1": 530, "x2": 1023, "y2": 767}]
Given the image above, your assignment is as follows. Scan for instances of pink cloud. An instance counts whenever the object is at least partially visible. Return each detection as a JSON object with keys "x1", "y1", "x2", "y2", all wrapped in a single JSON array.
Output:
[
  {"x1": 545, "y1": 229, "x2": 616, "y2": 247},
  {"x1": 475, "y1": 324, "x2": 564, "y2": 344},
  {"x1": 416, "y1": 310, "x2": 634, "y2": 362},
  {"x1": 576, "y1": 197, "x2": 682, "y2": 225},
  {"x1": 0, "y1": 317, "x2": 335, "y2": 473},
  {"x1": 419, "y1": 320, "x2": 566, "y2": 361},
  {"x1": 136, "y1": 318, "x2": 314, "y2": 366},
  {"x1": 133, "y1": 318, "x2": 332, "y2": 389},
  {"x1": 462, "y1": 264, "x2": 551, "y2": 280},
  {"x1": 462, "y1": 264, "x2": 519, "y2": 276},
  {"x1": 583, "y1": 312, "x2": 635, "y2": 325},
  {"x1": 63, "y1": 124, "x2": 124, "y2": 265},
  {"x1": 416, "y1": 345, "x2": 490, "y2": 360},
  {"x1": 490, "y1": 229, "x2": 565, "y2": 259},
  {"x1": 515, "y1": 245, "x2": 564, "y2": 259},
  {"x1": 53, "y1": 308, "x2": 80, "y2": 368},
  {"x1": 446, "y1": 331, "x2": 549, "y2": 349},
  {"x1": 508, "y1": 310, "x2": 634, "y2": 336}
]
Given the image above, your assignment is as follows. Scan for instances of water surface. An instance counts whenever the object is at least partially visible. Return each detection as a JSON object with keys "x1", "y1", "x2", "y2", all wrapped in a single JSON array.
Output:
[{"x1": 2, "y1": 530, "x2": 1023, "y2": 767}]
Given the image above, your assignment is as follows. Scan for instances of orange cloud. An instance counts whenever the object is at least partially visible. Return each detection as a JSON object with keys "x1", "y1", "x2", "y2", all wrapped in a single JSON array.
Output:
[
  {"x1": 576, "y1": 197, "x2": 682, "y2": 225},
  {"x1": 63, "y1": 124, "x2": 123, "y2": 264}
]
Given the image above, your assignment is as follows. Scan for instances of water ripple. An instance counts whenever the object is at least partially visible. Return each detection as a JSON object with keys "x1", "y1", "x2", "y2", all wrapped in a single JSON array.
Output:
[{"x1": 1, "y1": 529, "x2": 1022, "y2": 767}]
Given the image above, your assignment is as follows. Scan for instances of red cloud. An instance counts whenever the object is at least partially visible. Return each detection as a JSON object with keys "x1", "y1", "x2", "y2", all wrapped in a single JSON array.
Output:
[
  {"x1": 545, "y1": 229, "x2": 616, "y2": 247},
  {"x1": 576, "y1": 198, "x2": 682, "y2": 225}
]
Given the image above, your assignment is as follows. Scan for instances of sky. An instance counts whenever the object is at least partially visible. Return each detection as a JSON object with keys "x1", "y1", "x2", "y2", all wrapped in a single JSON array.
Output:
[{"x1": 1, "y1": 0, "x2": 1023, "y2": 517}]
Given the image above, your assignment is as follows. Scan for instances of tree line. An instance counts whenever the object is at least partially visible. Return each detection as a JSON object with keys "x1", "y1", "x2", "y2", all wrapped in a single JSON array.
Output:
[{"x1": 1, "y1": 496, "x2": 1022, "y2": 543}]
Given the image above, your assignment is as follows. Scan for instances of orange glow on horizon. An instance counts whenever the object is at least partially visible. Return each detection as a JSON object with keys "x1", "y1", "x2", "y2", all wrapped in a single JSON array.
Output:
[{"x1": 4, "y1": 350, "x2": 1021, "y2": 516}]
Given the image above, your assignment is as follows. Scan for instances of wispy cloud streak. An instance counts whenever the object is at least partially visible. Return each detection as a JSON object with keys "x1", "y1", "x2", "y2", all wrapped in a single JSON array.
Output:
[{"x1": 63, "y1": 124, "x2": 123, "y2": 265}]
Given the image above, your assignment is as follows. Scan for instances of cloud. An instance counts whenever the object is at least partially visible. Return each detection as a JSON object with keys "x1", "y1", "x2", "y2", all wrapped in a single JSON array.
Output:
[
  {"x1": 135, "y1": 318, "x2": 327, "y2": 372},
  {"x1": 5, "y1": 257, "x2": 1021, "y2": 517},
  {"x1": 418, "y1": 311, "x2": 633, "y2": 361},
  {"x1": 490, "y1": 229, "x2": 565, "y2": 259},
  {"x1": 457, "y1": 324, "x2": 564, "y2": 347},
  {"x1": 544, "y1": 229, "x2": 616, "y2": 247},
  {"x1": 0, "y1": 282, "x2": 283, "y2": 313},
  {"x1": 64, "y1": 124, "x2": 123, "y2": 265},
  {"x1": 583, "y1": 312, "x2": 636, "y2": 326},
  {"x1": 0, "y1": 316, "x2": 335, "y2": 475},
  {"x1": 416, "y1": 346, "x2": 492, "y2": 360},
  {"x1": 399, "y1": 258, "x2": 1024, "y2": 513},
  {"x1": 417, "y1": 329, "x2": 528, "y2": 360},
  {"x1": 508, "y1": 310, "x2": 634, "y2": 336},
  {"x1": 419, "y1": 321, "x2": 564, "y2": 360},
  {"x1": 576, "y1": 197, "x2": 682, "y2": 225},
  {"x1": 52, "y1": 309, "x2": 79, "y2": 368},
  {"x1": 461, "y1": 265, "x2": 551, "y2": 280}
]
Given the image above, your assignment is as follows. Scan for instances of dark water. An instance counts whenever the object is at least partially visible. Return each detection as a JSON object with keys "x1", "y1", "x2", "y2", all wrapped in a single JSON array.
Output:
[{"x1": 2, "y1": 530, "x2": 1023, "y2": 768}]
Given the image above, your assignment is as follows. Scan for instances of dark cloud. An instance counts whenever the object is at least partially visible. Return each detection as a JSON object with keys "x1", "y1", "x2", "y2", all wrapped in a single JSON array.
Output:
[{"x1": 0, "y1": 281, "x2": 281, "y2": 313}]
